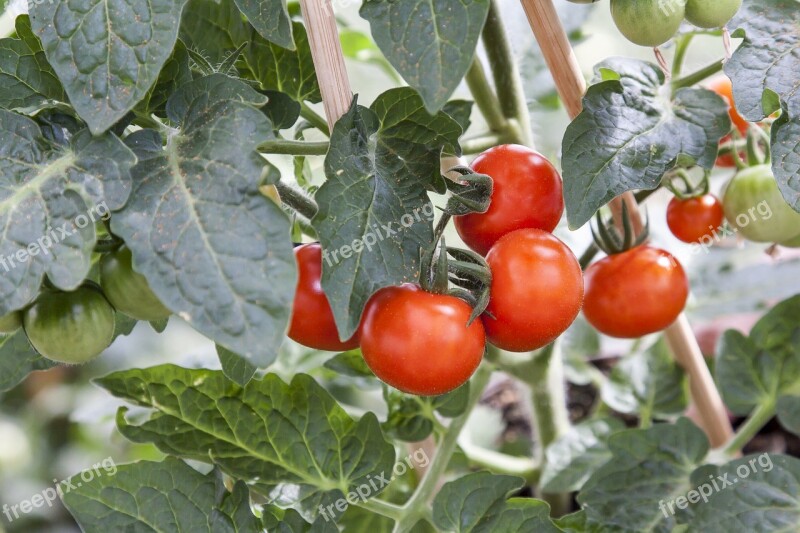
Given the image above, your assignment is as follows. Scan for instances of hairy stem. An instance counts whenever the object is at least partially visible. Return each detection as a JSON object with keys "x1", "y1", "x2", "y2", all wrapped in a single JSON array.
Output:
[
  {"x1": 275, "y1": 181, "x2": 319, "y2": 220},
  {"x1": 671, "y1": 59, "x2": 725, "y2": 92},
  {"x1": 300, "y1": 102, "x2": 331, "y2": 136},
  {"x1": 259, "y1": 139, "x2": 329, "y2": 155},
  {"x1": 465, "y1": 57, "x2": 508, "y2": 135}
]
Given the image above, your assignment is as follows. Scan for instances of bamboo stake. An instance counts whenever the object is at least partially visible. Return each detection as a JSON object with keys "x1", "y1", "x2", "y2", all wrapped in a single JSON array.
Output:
[{"x1": 520, "y1": 0, "x2": 733, "y2": 448}]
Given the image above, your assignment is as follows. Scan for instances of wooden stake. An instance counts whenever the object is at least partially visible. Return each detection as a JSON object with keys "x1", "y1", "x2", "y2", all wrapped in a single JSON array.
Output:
[
  {"x1": 298, "y1": 0, "x2": 352, "y2": 128},
  {"x1": 520, "y1": 0, "x2": 733, "y2": 447}
]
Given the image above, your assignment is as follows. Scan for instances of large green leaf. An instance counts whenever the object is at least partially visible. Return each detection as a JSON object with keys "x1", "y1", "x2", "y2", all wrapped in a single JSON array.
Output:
[
  {"x1": 62, "y1": 457, "x2": 262, "y2": 532},
  {"x1": 110, "y1": 75, "x2": 296, "y2": 366},
  {"x1": 29, "y1": 0, "x2": 187, "y2": 134},
  {"x1": 0, "y1": 15, "x2": 65, "y2": 111},
  {"x1": 577, "y1": 418, "x2": 709, "y2": 532},
  {"x1": 180, "y1": 0, "x2": 249, "y2": 63},
  {"x1": 262, "y1": 506, "x2": 339, "y2": 532},
  {"x1": 0, "y1": 109, "x2": 135, "y2": 315},
  {"x1": 777, "y1": 395, "x2": 800, "y2": 437},
  {"x1": 95, "y1": 365, "x2": 396, "y2": 518},
  {"x1": 725, "y1": 0, "x2": 800, "y2": 211},
  {"x1": 134, "y1": 40, "x2": 192, "y2": 117},
  {"x1": 234, "y1": 0, "x2": 293, "y2": 50},
  {"x1": 0, "y1": 331, "x2": 56, "y2": 393},
  {"x1": 313, "y1": 88, "x2": 462, "y2": 338},
  {"x1": 716, "y1": 294, "x2": 800, "y2": 415},
  {"x1": 217, "y1": 344, "x2": 257, "y2": 386},
  {"x1": 360, "y1": 0, "x2": 489, "y2": 113},
  {"x1": 562, "y1": 58, "x2": 731, "y2": 229}
]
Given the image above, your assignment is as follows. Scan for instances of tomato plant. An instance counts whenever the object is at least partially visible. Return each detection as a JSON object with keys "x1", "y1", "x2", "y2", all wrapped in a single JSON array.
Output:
[
  {"x1": 667, "y1": 194, "x2": 725, "y2": 243},
  {"x1": 100, "y1": 247, "x2": 172, "y2": 321}
]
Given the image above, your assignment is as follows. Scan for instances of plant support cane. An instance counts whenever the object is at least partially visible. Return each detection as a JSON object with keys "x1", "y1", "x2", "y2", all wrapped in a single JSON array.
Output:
[{"x1": 519, "y1": 0, "x2": 734, "y2": 449}]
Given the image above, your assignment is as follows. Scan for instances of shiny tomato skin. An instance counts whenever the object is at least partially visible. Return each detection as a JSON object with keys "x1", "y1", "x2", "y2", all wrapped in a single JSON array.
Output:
[
  {"x1": 288, "y1": 243, "x2": 359, "y2": 351},
  {"x1": 483, "y1": 229, "x2": 584, "y2": 352},
  {"x1": 667, "y1": 194, "x2": 725, "y2": 243},
  {"x1": 583, "y1": 246, "x2": 689, "y2": 338},
  {"x1": 454, "y1": 145, "x2": 564, "y2": 256},
  {"x1": 360, "y1": 285, "x2": 485, "y2": 396}
]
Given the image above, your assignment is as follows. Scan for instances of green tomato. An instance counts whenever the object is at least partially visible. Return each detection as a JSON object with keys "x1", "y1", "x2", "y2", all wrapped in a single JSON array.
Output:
[
  {"x1": 780, "y1": 232, "x2": 800, "y2": 248},
  {"x1": 685, "y1": 0, "x2": 742, "y2": 29},
  {"x1": 100, "y1": 247, "x2": 171, "y2": 321},
  {"x1": 0, "y1": 311, "x2": 22, "y2": 334},
  {"x1": 23, "y1": 285, "x2": 115, "y2": 364},
  {"x1": 723, "y1": 165, "x2": 800, "y2": 243},
  {"x1": 610, "y1": 0, "x2": 684, "y2": 47}
]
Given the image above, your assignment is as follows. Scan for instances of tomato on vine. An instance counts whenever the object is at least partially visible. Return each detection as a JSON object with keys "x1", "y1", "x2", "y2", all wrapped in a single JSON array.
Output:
[
  {"x1": 482, "y1": 228, "x2": 584, "y2": 352},
  {"x1": 359, "y1": 284, "x2": 485, "y2": 396},
  {"x1": 23, "y1": 284, "x2": 115, "y2": 364},
  {"x1": 685, "y1": 0, "x2": 742, "y2": 29},
  {"x1": 100, "y1": 247, "x2": 171, "y2": 322},
  {"x1": 454, "y1": 144, "x2": 564, "y2": 256},
  {"x1": 610, "y1": 0, "x2": 684, "y2": 47},
  {"x1": 288, "y1": 243, "x2": 359, "y2": 351},
  {"x1": 667, "y1": 194, "x2": 725, "y2": 244}
]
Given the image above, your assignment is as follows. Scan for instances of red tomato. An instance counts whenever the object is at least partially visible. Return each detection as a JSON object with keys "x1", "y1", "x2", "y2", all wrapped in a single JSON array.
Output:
[
  {"x1": 360, "y1": 285, "x2": 485, "y2": 396},
  {"x1": 666, "y1": 194, "x2": 725, "y2": 243},
  {"x1": 288, "y1": 243, "x2": 359, "y2": 351},
  {"x1": 483, "y1": 229, "x2": 584, "y2": 352},
  {"x1": 583, "y1": 246, "x2": 688, "y2": 338},
  {"x1": 707, "y1": 76, "x2": 748, "y2": 134},
  {"x1": 454, "y1": 145, "x2": 564, "y2": 255}
]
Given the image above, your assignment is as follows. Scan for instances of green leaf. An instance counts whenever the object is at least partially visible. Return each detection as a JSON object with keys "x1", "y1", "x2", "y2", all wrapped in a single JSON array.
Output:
[
  {"x1": 62, "y1": 457, "x2": 262, "y2": 532},
  {"x1": 562, "y1": 317, "x2": 601, "y2": 386},
  {"x1": 382, "y1": 384, "x2": 468, "y2": 441},
  {"x1": 716, "y1": 294, "x2": 800, "y2": 415},
  {"x1": 684, "y1": 454, "x2": 800, "y2": 531},
  {"x1": 577, "y1": 418, "x2": 709, "y2": 532},
  {"x1": 262, "y1": 90, "x2": 302, "y2": 132},
  {"x1": 180, "y1": 0, "x2": 249, "y2": 64},
  {"x1": 602, "y1": 338, "x2": 689, "y2": 418},
  {"x1": 95, "y1": 365, "x2": 396, "y2": 517},
  {"x1": 134, "y1": 40, "x2": 192, "y2": 117},
  {"x1": 556, "y1": 510, "x2": 626, "y2": 533},
  {"x1": 110, "y1": 75, "x2": 296, "y2": 366},
  {"x1": 30, "y1": 0, "x2": 187, "y2": 134},
  {"x1": 0, "y1": 15, "x2": 65, "y2": 111},
  {"x1": 0, "y1": 110, "x2": 135, "y2": 315},
  {"x1": 540, "y1": 417, "x2": 625, "y2": 493},
  {"x1": 562, "y1": 58, "x2": 731, "y2": 229},
  {"x1": 478, "y1": 499, "x2": 561, "y2": 533},
  {"x1": 0, "y1": 331, "x2": 56, "y2": 393},
  {"x1": 777, "y1": 395, "x2": 800, "y2": 437},
  {"x1": 324, "y1": 349, "x2": 375, "y2": 378},
  {"x1": 242, "y1": 22, "x2": 320, "y2": 103},
  {"x1": 234, "y1": 0, "x2": 293, "y2": 49},
  {"x1": 262, "y1": 506, "x2": 339, "y2": 532},
  {"x1": 725, "y1": 0, "x2": 800, "y2": 211},
  {"x1": 313, "y1": 89, "x2": 462, "y2": 337},
  {"x1": 217, "y1": 344, "x2": 257, "y2": 386},
  {"x1": 360, "y1": 0, "x2": 490, "y2": 113}
]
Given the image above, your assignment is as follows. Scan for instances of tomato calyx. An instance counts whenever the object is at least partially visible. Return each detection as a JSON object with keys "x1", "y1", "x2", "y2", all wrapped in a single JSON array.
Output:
[
  {"x1": 664, "y1": 168, "x2": 710, "y2": 201},
  {"x1": 442, "y1": 166, "x2": 494, "y2": 216},
  {"x1": 591, "y1": 202, "x2": 650, "y2": 256}
]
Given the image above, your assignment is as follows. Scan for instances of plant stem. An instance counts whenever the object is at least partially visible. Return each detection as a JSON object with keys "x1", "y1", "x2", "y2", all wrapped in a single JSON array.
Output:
[
  {"x1": 461, "y1": 133, "x2": 507, "y2": 155},
  {"x1": 357, "y1": 498, "x2": 406, "y2": 521},
  {"x1": 671, "y1": 34, "x2": 694, "y2": 78},
  {"x1": 299, "y1": 102, "x2": 331, "y2": 136},
  {"x1": 275, "y1": 181, "x2": 319, "y2": 220},
  {"x1": 722, "y1": 402, "x2": 776, "y2": 457},
  {"x1": 671, "y1": 59, "x2": 724, "y2": 92},
  {"x1": 465, "y1": 57, "x2": 508, "y2": 135},
  {"x1": 482, "y1": 0, "x2": 533, "y2": 147},
  {"x1": 458, "y1": 438, "x2": 540, "y2": 483},
  {"x1": 258, "y1": 139, "x2": 329, "y2": 155}
]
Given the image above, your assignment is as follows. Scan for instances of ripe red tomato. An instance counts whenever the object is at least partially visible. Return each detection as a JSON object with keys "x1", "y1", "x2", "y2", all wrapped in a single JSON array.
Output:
[
  {"x1": 288, "y1": 243, "x2": 359, "y2": 351},
  {"x1": 360, "y1": 285, "x2": 485, "y2": 396},
  {"x1": 666, "y1": 194, "x2": 725, "y2": 243},
  {"x1": 583, "y1": 246, "x2": 688, "y2": 338},
  {"x1": 454, "y1": 145, "x2": 564, "y2": 256},
  {"x1": 483, "y1": 229, "x2": 584, "y2": 352}
]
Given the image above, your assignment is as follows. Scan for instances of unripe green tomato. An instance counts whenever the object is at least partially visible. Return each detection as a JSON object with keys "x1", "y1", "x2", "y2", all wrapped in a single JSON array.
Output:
[
  {"x1": 0, "y1": 311, "x2": 22, "y2": 334},
  {"x1": 610, "y1": 0, "x2": 684, "y2": 47},
  {"x1": 100, "y1": 247, "x2": 171, "y2": 321},
  {"x1": 780, "y1": 232, "x2": 800, "y2": 248},
  {"x1": 685, "y1": 0, "x2": 742, "y2": 29},
  {"x1": 23, "y1": 286, "x2": 115, "y2": 364},
  {"x1": 723, "y1": 165, "x2": 800, "y2": 243}
]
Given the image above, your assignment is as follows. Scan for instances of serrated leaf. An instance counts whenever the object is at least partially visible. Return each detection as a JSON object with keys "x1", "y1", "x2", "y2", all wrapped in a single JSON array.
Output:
[
  {"x1": 477, "y1": 499, "x2": 561, "y2": 533},
  {"x1": 262, "y1": 506, "x2": 339, "y2": 532},
  {"x1": 110, "y1": 75, "x2": 295, "y2": 365},
  {"x1": 0, "y1": 15, "x2": 65, "y2": 111},
  {"x1": 577, "y1": 418, "x2": 709, "y2": 532},
  {"x1": 0, "y1": 331, "x2": 56, "y2": 392},
  {"x1": 234, "y1": 0, "x2": 293, "y2": 50},
  {"x1": 95, "y1": 365, "x2": 396, "y2": 518},
  {"x1": 313, "y1": 88, "x2": 462, "y2": 337},
  {"x1": 683, "y1": 454, "x2": 800, "y2": 531},
  {"x1": 30, "y1": 0, "x2": 187, "y2": 134},
  {"x1": 180, "y1": 0, "x2": 249, "y2": 64},
  {"x1": 726, "y1": 0, "x2": 800, "y2": 212},
  {"x1": 562, "y1": 58, "x2": 731, "y2": 229},
  {"x1": 777, "y1": 395, "x2": 800, "y2": 437},
  {"x1": 360, "y1": 0, "x2": 490, "y2": 113},
  {"x1": 217, "y1": 344, "x2": 257, "y2": 386},
  {"x1": 324, "y1": 349, "x2": 375, "y2": 378},
  {"x1": 540, "y1": 417, "x2": 625, "y2": 493},
  {"x1": 716, "y1": 294, "x2": 800, "y2": 415},
  {"x1": 62, "y1": 457, "x2": 261, "y2": 532},
  {"x1": 242, "y1": 22, "x2": 320, "y2": 103},
  {"x1": 134, "y1": 40, "x2": 192, "y2": 117},
  {"x1": 0, "y1": 110, "x2": 135, "y2": 314}
]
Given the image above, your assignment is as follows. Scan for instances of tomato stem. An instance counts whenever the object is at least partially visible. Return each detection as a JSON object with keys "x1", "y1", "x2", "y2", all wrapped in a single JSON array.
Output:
[
  {"x1": 671, "y1": 34, "x2": 694, "y2": 78},
  {"x1": 721, "y1": 401, "x2": 776, "y2": 457},
  {"x1": 465, "y1": 57, "x2": 508, "y2": 136},
  {"x1": 461, "y1": 132, "x2": 507, "y2": 155},
  {"x1": 299, "y1": 102, "x2": 331, "y2": 136},
  {"x1": 274, "y1": 181, "x2": 319, "y2": 220},
  {"x1": 671, "y1": 59, "x2": 725, "y2": 93},
  {"x1": 258, "y1": 139, "x2": 329, "y2": 155}
]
